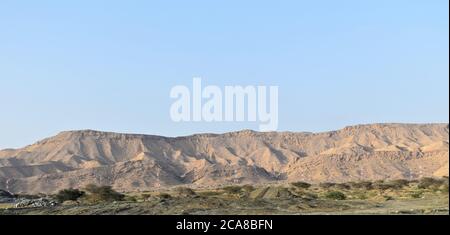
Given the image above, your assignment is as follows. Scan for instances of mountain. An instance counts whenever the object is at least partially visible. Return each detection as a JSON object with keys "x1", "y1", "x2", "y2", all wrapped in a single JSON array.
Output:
[{"x1": 0, "y1": 123, "x2": 448, "y2": 194}]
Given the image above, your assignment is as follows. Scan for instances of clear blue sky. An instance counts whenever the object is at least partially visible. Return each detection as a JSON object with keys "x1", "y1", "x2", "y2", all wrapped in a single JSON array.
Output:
[{"x1": 0, "y1": 0, "x2": 448, "y2": 149}]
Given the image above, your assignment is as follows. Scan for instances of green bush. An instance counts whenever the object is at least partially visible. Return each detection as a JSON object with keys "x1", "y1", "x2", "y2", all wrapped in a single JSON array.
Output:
[
  {"x1": 84, "y1": 184, "x2": 125, "y2": 202},
  {"x1": 291, "y1": 182, "x2": 311, "y2": 189},
  {"x1": 55, "y1": 188, "x2": 85, "y2": 202},
  {"x1": 324, "y1": 191, "x2": 346, "y2": 200}
]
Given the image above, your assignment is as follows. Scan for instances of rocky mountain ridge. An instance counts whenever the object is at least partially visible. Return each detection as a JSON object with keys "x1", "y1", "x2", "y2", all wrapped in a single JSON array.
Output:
[{"x1": 0, "y1": 123, "x2": 448, "y2": 193}]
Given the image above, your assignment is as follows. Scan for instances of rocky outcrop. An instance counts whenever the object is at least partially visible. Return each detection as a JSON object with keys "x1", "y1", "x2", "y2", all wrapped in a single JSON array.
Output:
[{"x1": 14, "y1": 198, "x2": 58, "y2": 208}]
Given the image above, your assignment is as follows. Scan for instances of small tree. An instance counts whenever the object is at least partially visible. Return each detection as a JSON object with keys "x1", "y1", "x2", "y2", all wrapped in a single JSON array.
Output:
[
  {"x1": 55, "y1": 188, "x2": 85, "y2": 202},
  {"x1": 174, "y1": 187, "x2": 197, "y2": 196}
]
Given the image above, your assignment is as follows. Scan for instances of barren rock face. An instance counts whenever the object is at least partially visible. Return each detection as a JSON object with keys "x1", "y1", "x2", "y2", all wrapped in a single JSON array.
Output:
[{"x1": 0, "y1": 123, "x2": 448, "y2": 194}]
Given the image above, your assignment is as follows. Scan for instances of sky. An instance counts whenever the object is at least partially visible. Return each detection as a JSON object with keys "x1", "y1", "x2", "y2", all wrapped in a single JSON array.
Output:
[{"x1": 0, "y1": 0, "x2": 449, "y2": 149}]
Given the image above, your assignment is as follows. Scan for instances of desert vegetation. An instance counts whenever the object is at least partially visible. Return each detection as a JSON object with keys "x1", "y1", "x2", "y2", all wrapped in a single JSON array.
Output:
[
  {"x1": 324, "y1": 191, "x2": 347, "y2": 200},
  {"x1": 55, "y1": 189, "x2": 85, "y2": 203},
  {"x1": 0, "y1": 177, "x2": 448, "y2": 215},
  {"x1": 291, "y1": 181, "x2": 312, "y2": 189},
  {"x1": 52, "y1": 185, "x2": 125, "y2": 204}
]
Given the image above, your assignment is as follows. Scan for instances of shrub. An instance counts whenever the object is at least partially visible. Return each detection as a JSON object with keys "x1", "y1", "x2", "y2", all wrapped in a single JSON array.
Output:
[
  {"x1": 174, "y1": 187, "x2": 197, "y2": 196},
  {"x1": 388, "y1": 179, "x2": 410, "y2": 188},
  {"x1": 348, "y1": 181, "x2": 373, "y2": 190},
  {"x1": 373, "y1": 181, "x2": 405, "y2": 190},
  {"x1": 319, "y1": 182, "x2": 336, "y2": 189},
  {"x1": 335, "y1": 183, "x2": 351, "y2": 190},
  {"x1": 84, "y1": 184, "x2": 125, "y2": 202},
  {"x1": 373, "y1": 183, "x2": 390, "y2": 190},
  {"x1": 0, "y1": 189, "x2": 14, "y2": 198},
  {"x1": 440, "y1": 184, "x2": 449, "y2": 193},
  {"x1": 55, "y1": 188, "x2": 85, "y2": 202},
  {"x1": 325, "y1": 191, "x2": 346, "y2": 200},
  {"x1": 291, "y1": 182, "x2": 311, "y2": 189},
  {"x1": 222, "y1": 186, "x2": 243, "y2": 194},
  {"x1": 418, "y1": 178, "x2": 445, "y2": 189}
]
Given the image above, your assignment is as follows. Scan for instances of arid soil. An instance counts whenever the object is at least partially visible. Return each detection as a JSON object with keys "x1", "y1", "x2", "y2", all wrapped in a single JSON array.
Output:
[{"x1": 0, "y1": 179, "x2": 448, "y2": 215}]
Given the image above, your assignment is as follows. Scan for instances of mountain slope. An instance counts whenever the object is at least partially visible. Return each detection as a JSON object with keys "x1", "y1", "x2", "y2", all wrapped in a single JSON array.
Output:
[{"x1": 0, "y1": 123, "x2": 448, "y2": 193}]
